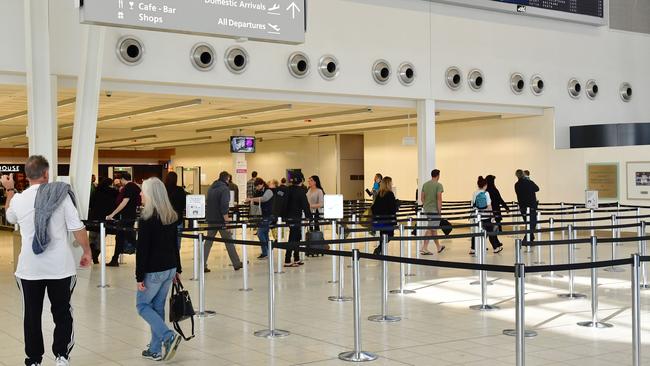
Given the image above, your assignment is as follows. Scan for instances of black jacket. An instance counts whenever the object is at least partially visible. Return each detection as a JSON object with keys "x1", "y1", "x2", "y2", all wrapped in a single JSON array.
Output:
[
  {"x1": 89, "y1": 186, "x2": 117, "y2": 221},
  {"x1": 514, "y1": 178, "x2": 539, "y2": 209},
  {"x1": 486, "y1": 185, "x2": 509, "y2": 217},
  {"x1": 136, "y1": 214, "x2": 182, "y2": 282},
  {"x1": 283, "y1": 184, "x2": 312, "y2": 221},
  {"x1": 166, "y1": 185, "x2": 187, "y2": 226},
  {"x1": 371, "y1": 191, "x2": 399, "y2": 231},
  {"x1": 206, "y1": 179, "x2": 230, "y2": 223},
  {"x1": 271, "y1": 186, "x2": 288, "y2": 217}
]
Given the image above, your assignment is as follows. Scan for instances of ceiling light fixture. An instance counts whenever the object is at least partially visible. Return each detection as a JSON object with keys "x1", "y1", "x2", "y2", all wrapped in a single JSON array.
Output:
[
  {"x1": 0, "y1": 131, "x2": 26, "y2": 141},
  {"x1": 196, "y1": 107, "x2": 373, "y2": 134},
  {"x1": 131, "y1": 104, "x2": 292, "y2": 132},
  {"x1": 95, "y1": 134, "x2": 158, "y2": 145},
  {"x1": 255, "y1": 114, "x2": 416, "y2": 135},
  {"x1": 110, "y1": 136, "x2": 213, "y2": 149},
  {"x1": 0, "y1": 97, "x2": 77, "y2": 123}
]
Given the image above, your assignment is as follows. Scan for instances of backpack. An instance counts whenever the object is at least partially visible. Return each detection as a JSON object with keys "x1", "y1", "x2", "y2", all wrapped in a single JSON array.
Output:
[{"x1": 474, "y1": 191, "x2": 488, "y2": 210}]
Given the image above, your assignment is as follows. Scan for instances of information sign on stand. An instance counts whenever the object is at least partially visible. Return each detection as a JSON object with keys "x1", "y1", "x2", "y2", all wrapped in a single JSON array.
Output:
[
  {"x1": 585, "y1": 190, "x2": 599, "y2": 209},
  {"x1": 80, "y1": 0, "x2": 306, "y2": 44},
  {"x1": 324, "y1": 195, "x2": 344, "y2": 220},
  {"x1": 186, "y1": 195, "x2": 206, "y2": 219}
]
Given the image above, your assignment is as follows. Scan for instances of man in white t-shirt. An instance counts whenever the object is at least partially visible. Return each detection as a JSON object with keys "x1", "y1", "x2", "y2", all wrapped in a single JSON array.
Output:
[{"x1": 1, "y1": 155, "x2": 91, "y2": 366}]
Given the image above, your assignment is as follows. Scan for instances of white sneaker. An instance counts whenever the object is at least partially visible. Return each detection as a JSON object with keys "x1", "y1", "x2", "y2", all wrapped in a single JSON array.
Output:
[{"x1": 55, "y1": 356, "x2": 70, "y2": 366}]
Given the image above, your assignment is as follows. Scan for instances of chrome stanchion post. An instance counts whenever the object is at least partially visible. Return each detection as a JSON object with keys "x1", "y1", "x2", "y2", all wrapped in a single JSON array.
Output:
[
  {"x1": 640, "y1": 221, "x2": 650, "y2": 289},
  {"x1": 542, "y1": 218, "x2": 562, "y2": 278},
  {"x1": 329, "y1": 226, "x2": 352, "y2": 302},
  {"x1": 239, "y1": 223, "x2": 252, "y2": 292},
  {"x1": 406, "y1": 218, "x2": 415, "y2": 277},
  {"x1": 339, "y1": 249, "x2": 378, "y2": 362},
  {"x1": 196, "y1": 233, "x2": 216, "y2": 318},
  {"x1": 578, "y1": 236, "x2": 612, "y2": 328},
  {"x1": 470, "y1": 214, "x2": 489, "y2": 286},
  {"x1": 515, "y1": 263, "x2": 526, "y2": 366},
  {"x1": 470, "y1": 221, "x2": 498, "y2": 311},
  {"x1": 329, "y1": 220, "x2": 338, "y2": 284},
  {"x1": 525, "y1": 207, "x2": 532, "y2": 253},
  {"x1": 503, "y1": 240, "x2": 537, "y2": 337},
  {"x1": 275, "y1": 217, "x2": 284, "y2": 274},
  {"x1": 558, "y1": 225, "x2": 586, "y2": 299},
  {"x1": 390, "y1": 224, "x2": 415, "y2": 294},
  {"x1": 190, "y1": 219, "x2": 199, "y2": 281},
  {"x1": 368, "y1": 234, "x2": 400, "y2": 322},
  {"x1": 560, "y1": 202, "x2": 566, "y2": 241},
  {"x1": 299, "y1": 213, "x2": 306, "y2": 262},
  {"x1": 605, "y1": 215, "x2": 625, "y2": 272},
  {"x1": 254, "y1": 239, "x2": 290, "y2": 338},
  {"x1": 415, "y1": 211, "x2": 421, "y2": 261},
  {"x1": 98, "y1": 222, "x2": 109, "y2": 288},
  {"x1": 533, "y1": 211, "x2": 544, "y2": 264},
  {"x1": 631, "y1": 254, "x2": 641, "y2": 366}
]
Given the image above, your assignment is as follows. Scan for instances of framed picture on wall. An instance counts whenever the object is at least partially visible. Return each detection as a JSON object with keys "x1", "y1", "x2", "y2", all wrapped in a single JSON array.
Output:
[
  {"x1": 626, "y1": 162, "x2": 650, "y2": 200},
  {"x1": 586, "y1": 163, "x2": 618, "y2": 200}
]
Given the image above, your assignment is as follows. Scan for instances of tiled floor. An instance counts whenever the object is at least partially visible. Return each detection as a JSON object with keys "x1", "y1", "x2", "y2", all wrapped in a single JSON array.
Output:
[{"x1": 0, "y1": 226, "x2": 648, "y2": 365}]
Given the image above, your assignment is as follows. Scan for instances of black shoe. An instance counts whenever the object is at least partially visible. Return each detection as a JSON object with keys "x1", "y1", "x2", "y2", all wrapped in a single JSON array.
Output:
[
  {"x1": 234, "y1": 265, "x2": 243, "y2": 271},
  {"x1": 373, "y1": 247, "x2": 381, "y2": 255},
  {"x1": 257, "y1": 254, "x2": 268, "y2": 259},
  {"x1": 106, "y1": 261, "x2": 119, "y2": 267},
  {"x1": 204, "y1": 267, "x2": 211, "y2": 273}
]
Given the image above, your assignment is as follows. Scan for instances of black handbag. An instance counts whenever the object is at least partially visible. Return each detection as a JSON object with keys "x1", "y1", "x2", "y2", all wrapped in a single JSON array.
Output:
[
  {"x1": 169, "y1": 279, "x2": 195, "y2": 341},
  {"x1": 440, "y1": 219, "x2": 453, "y2": 236}
]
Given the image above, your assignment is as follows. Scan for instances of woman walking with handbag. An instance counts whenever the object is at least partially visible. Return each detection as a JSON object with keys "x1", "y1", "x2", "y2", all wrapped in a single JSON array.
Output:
[
  {"x1": 371, "y1": 177, "x2": 399, "y2": 255},
  {"x1": 246, "y1": 178, "x2": 274, "y2": 259},
  {"x1": 135, "y1": 177, "x2": 183, "y2": 361}
]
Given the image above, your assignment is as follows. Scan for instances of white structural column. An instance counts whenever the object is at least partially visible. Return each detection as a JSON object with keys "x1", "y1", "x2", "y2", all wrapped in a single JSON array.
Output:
[
  {"x1": 70, "y1": 25, "x2": 106, "y2": 218},
  {"x1": 417, "y1": 99, "x2": 436, "y2": 190},
  {"x1": 24, "y1": 0, "x2": 57, "y2": 180}
]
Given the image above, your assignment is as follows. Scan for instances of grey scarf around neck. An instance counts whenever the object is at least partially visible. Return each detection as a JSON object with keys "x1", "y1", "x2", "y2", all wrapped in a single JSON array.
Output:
[{"x1": 32, "y1": 182, "x2": 77, "y2": 255}]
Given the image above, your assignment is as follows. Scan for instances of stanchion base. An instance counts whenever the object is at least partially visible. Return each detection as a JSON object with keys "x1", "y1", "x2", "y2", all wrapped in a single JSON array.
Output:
[
  {"x1": 469, "y1": 304, "x2": 500, "y2": 311},
  {"x1": 470, "y1": 280, "x2": 494, "y2": 286},
  {"x1": 189, "y1": 278, "x2": 199, "y2": 282},
  {"x1": 541, "y1": 273, "x2": 563, "y2": 278},
  {"x1": 254, "y1": 329, "x2": 290, "y2": 338},
  {"x1": 328, "y1": 280, "x2": 339, "y2": 284},
  {"x1": 502, "y1": 329, "x2": 538, "y2": 337},
  {"x1": 405, "y1": 273, "x2": 416, "y2": 277},
  {"x1": 196, "y1": 310, "x2": 217, "y2": 318},
  {"x1": 640, "y1": 284, "x2": 650, "y2": 290},
  {"x1": 577, "y1": 321, "x2": 613, "y2": 328},
  {"x1": 97, "y1": 284, "x2": 110, "y2": 288},
  {"x1": 239, "y1": 288, "x2": 253, "y2": 292},
  {"x1": 389, "y1": 289, "x2": 416, "y2": 294},
  {"x1": 603, "y1": 267, "x2": 625, "y2": 273},
  {"x1": 557, "y1": 293, "x2": 587, "y2": 299},
  {"x1": 533, "y1": 261, "x2": 546, "y2": 264},
  {"x1": 275, "y1": 271, "x2": 285, "y2": 274},
  {"x1": 368, "y1": 315, "x2": 401, "y2": 322},
  {"x1": 328, "y1": 296, "x2": 353, "y2": 302},
  {"x1": 338, "y1": 351, "x2": 378, "y2": 362}
]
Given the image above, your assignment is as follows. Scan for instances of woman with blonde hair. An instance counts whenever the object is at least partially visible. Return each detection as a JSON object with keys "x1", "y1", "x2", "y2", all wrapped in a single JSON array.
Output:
[
  {"x1": 371, "y1": 177, "x2": 399, "y2": 255},
  {"x1": 136, "y1": 177, "x2": 183, "y2": 361}
]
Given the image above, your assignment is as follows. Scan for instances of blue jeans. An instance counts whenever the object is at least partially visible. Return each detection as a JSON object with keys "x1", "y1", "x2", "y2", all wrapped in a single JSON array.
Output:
[
  {"x1": 136, "y1": 269, "x2": 176, "y2": 354},
  {"x1": 257, "y1": 218, "x2": 270, "y2": 256},
  {"x1": 176, "y1": 222, "x2": 183, "y2": 250}
]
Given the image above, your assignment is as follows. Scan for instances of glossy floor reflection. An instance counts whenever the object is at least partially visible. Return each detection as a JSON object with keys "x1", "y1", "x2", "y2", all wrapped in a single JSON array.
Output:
[{"x1": 0, "y1": 228, "x2": 648, "y2": 365}]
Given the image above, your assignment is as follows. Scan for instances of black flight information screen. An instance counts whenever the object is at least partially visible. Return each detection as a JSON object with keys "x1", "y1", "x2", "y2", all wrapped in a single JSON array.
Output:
[{"x1": 494, "y1": 0, "x2": 604, "y2": 18}]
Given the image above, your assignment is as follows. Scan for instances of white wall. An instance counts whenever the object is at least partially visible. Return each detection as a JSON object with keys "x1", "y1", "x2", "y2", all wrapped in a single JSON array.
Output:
[
  {"x1": 365, "y1": 110, "x2": 650, "y2": 205},
  {"x1": 171, "y1": 136, "x2": 338, "y2": 194},
  {"x1": 1, "y1": 0, "x2": 649, "y2": 147}
]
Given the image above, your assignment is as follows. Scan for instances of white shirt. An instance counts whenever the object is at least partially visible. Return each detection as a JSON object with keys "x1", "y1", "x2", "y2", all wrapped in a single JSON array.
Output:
[{"x1": 6, "y1": 184, "x2": 85, "y2": 280}]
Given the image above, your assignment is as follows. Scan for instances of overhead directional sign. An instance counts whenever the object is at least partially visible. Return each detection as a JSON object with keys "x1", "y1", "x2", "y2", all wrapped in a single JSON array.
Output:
[{"x1": 80, "y1": 0, "x2": 306, "y2": 44}]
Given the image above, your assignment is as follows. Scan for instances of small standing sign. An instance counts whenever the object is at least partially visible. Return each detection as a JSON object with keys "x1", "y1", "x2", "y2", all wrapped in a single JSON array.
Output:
[
  {"x1": 324, "y1": 194, "x2": 344, "y2": 220},
  {"x1": 186, "y1": 195, "x2": 206, "y2": 219},
  {"x1": 585, "y1": 190, "x2": 599, "y2": 210}
]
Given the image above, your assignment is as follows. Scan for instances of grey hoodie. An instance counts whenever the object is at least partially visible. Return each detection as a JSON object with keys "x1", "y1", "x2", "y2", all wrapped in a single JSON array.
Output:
[
  {"x1": 206, "y1": 179, "x2": 230, "y2": 223},
  {"x1": 33, "y1": 182, "x2": 77, "y2": 255}
]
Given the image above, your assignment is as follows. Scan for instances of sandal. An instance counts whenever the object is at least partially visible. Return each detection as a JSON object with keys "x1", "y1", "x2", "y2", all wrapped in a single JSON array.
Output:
[
  {"x1": 420, "y1": 251, "x2": 434, "y2": 256},
  {"x1": 284, "y1": 263, "x2": 298, "y2": 268},
  {"x1": 437, "y1": 246, "x2": 446, "y2": 254}
]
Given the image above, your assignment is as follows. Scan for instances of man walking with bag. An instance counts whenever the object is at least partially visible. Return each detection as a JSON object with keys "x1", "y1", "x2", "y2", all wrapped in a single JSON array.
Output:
[
  {"x1": 204, "y1": 171, "x2": 242, "y2": 272},
  {"x1": 1, "y1": 155, "x2": 92, "y2": 366}
]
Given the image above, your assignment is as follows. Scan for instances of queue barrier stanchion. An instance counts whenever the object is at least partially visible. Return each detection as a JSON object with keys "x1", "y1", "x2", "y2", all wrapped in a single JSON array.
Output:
[
  {"x1": 560, "y1": 203, "x2": 565, "y2": 241},
  {"x1": 329, "y1": 220, "x2": 338, "y2": 284},
  {"x1": 533, "y1": 212, "x2": 544, "y2": 264},
  {"x1": 339, "y1": 249, "x2": 378, "y2": 362},
  {"x1": 515, "y1": 263, "x2": 526, "y2": 366},
  {"x1": 415, "y1": 212, "x2": 421, "y2": 262},
  {"x1": 640, "y1": 221, "x2": 650, "y2": 289},
  {"x1": 470, "y1": 215, "x2": 492, "y2": 286},
  {"x1": 196, "y1": 233, "x2": 216, "y2": 318},
  {"x1": 558, "y1": 225, "x2": 586, "y2": 299},
  {"x1": 406, "y1": 218, "x2": 415, "y2": 277},
  {"x1": 239, "y1": 223, "x2": 252, "y2": 292},
  {"x1": 368, "y1": 234, "x2": 401, "y2": 322},
  {"x1": 300, "y1": 213, "x2": 306, "y2": 262},
  {"x1": 254, "y1": 239, "x2": 290, "y2": 338},
  {"x1": 470, "y1": 221, "x2": 499, "y2": 311},
  {"x1": 525, "y1": 207, "x2": 532, "y2": 253},
  {"x1": 276, "y1": 218, "x2": 285, "y2": 274},
  {"x1": 347, "y1": 215, "x2": 356, "y2": 269},
  {"x1": 541, "y1": 218, "x2": 562, "y2": 279},
  {"x1": 631, "y1": 254, "x2": 641, "y2": 366},
  {"x1": 390, "y1": 224, "x2": 415, "y2": 295},
  {"x1": 329, "y1": 226, "x2": 352, "y2": 302},
  {"x1": 577, "y1": 236, "x2": 612, "y2": 328},
  {"x1": 605, "y1": 215, "x2": 625, "y2": 273},
  {"x1": 190, "y1": 219, "x2": 199, "y2": 281},
  {"x1": 97, "y1": 222, "x2": 109, "y2": 288},
  {"x1": 503, "y1": 239, "x2": 537, "y2": 337}
]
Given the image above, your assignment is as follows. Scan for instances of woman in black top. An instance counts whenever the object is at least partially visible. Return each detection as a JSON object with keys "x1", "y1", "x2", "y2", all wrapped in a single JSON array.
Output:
[
  {"x1": 164, "y1": 172, "x2": 187, "y2": 249},
  {"x1": 486, "y1": 175, "x2": 509, "y2": 246},
  {"x1": 371, "y1": 177, "x2": 399, "y2": 255},
  {"x1": 88, "y1": 177, "x2": 117, "y2": 263},
  {"x1": 136, "y1": 177, "x2": 183, "y2": 361}
]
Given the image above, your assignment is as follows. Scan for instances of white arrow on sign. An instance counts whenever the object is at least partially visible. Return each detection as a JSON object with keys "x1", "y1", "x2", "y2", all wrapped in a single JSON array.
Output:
[{"x1": 286, "y1": 2, "x2": 301, "y2": 19}]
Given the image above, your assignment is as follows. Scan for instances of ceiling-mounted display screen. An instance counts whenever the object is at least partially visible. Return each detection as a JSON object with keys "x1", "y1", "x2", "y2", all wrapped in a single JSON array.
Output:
[{"x1": 431, "y1": 0, "x2": 606, "y2": 25}]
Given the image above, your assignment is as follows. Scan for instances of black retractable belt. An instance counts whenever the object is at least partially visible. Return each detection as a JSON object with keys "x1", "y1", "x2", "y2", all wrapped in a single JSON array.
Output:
[{"x1": 169, "y1": 279, "x2": 196, "y2": 341}]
